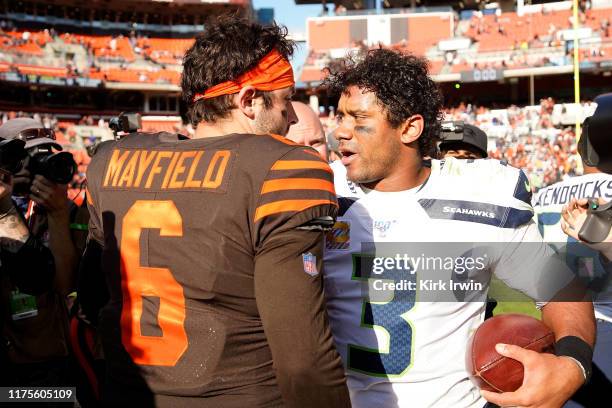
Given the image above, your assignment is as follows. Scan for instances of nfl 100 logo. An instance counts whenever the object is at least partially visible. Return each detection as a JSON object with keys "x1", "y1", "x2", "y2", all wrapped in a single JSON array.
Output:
[
  {"x1": 325, "y1": 221, "x2": 350, "y2": 250},
  {"x1": 302, "y1": 253, "x2": 319, "y2": 277},
  {"x1": 373, "y1": 220, "x2": 396, "y2": 238}
]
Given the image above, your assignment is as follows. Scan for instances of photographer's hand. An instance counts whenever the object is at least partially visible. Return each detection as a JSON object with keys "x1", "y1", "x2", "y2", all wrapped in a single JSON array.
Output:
[
  {"x1": 30, "y1": 175, "x2": 77, "y2": 295},
  {"x1": 30, "y1": 175, "x2": 69, "y2": 219},
  {"x1": 562, "y1": 198, "x2": 612, "y2": 261},
  {"x1": 0, "y1": 169, "x2": 30, "y2": 252}
]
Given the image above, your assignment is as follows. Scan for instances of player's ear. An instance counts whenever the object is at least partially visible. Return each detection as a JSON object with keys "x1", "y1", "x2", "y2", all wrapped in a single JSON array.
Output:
[
  {"x1": 236, "y1": 86, "x2": 257, "y2": 119},
  {"x1": 400, "y1": 114, "x2": 424, "y2": 145}
]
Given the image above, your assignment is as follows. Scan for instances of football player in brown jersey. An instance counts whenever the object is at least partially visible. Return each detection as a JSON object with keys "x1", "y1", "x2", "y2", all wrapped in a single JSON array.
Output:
[{"x1": 81, "y1": 17, "x2": 350, "y2": 407}]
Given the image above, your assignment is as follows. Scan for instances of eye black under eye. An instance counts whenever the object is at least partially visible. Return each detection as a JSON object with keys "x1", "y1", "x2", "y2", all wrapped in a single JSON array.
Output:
[{"x1": 355, "y1": 125, "x2": 373, "y2": 134}]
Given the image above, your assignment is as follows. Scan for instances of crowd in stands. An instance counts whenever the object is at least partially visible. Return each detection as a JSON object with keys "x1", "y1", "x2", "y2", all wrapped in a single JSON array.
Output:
[
  {"x1": 449, "y1": 98, "x2": 587, "y2": 190},
  {"x1": 318, "y1": 97, "x2": 596, "y2": 190}
]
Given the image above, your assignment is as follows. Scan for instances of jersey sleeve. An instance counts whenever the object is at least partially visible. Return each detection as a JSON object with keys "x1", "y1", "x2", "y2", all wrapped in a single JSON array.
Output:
[
  {"x1": 252, "y1": 146, "x2": 338, "y2": 249},
  {"x1": 254, "y1": 225, "x2": 351, "y2": 407},
  {"x1": 250, "y1": 147, "x2": 349, "y2": 406},
  {"x1": 492, "y1": 217, "x2": 576, "y2": 304},
  {"x1": 480, "y1": 165, "x2": 576, "y2": 303}
]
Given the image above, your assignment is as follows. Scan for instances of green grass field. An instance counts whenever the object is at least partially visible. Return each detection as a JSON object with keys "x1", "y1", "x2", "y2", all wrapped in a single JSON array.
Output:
[{"x1": 489, "y1": 277, "x2": 541, "y2": 319}]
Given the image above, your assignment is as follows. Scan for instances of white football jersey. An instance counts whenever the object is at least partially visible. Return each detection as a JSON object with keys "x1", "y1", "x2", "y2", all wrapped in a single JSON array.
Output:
[
  {"x1": 324, "y1": 158, "x2": 574, "y2": 408},
  {"x1": 532, "y1": 173, "x2": 612, "y2": 322}
]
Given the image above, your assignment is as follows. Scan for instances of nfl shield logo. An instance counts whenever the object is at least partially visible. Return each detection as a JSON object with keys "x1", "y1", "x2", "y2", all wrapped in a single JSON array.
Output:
[{"x1": 302, "y1": 253, "x2": 318, "y2": 277}]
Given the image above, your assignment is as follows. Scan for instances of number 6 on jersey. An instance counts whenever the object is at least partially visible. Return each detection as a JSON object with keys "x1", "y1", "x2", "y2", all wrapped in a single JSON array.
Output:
[{"x1": 120, "y1": 200, "x2": 188, "y2": 366}]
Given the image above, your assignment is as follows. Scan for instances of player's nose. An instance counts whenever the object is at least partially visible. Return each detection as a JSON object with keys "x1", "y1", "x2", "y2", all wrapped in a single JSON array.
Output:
[
  {"x1": 286, "y1": 102, "x2": 298, "y2": 127},
  {"x1": 334, "y1": 124, "x2": 352, "y2": 141}
]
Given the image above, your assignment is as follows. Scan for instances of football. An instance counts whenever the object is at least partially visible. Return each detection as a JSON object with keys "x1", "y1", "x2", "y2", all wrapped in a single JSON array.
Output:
[{"x1": 466, "y1": 313, "x2": 555, "y2": 393}]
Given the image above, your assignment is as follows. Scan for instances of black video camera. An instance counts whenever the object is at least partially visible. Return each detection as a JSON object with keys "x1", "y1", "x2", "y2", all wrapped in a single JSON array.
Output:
[
  {"x1": 577, "y1": 93, "x2": 612, "y2": 244},
  {"x1": 579, "y1": 200, "x2": 612, "y2": 244},
  {"x1": 0, "y1": 137, "x2": 77, "y2": 195},
  {"x1": 438, "y1": 121, "x2": 488, "y2": 159},
  {"x1": 439, "y1": 121, "x2": 465, "y2": 142},
  {"x1": 109, "y1": 112, "x2": 141, "y2": 139}
]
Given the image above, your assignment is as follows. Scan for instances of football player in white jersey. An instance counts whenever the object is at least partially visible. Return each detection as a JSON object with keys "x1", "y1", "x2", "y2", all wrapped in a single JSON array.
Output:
[
  {"x1": 534, "y1": 93, "x2": 612, "y2": 407},
  {"x1": 322, "y1": 48, "x2": 595, "y2": 408}
]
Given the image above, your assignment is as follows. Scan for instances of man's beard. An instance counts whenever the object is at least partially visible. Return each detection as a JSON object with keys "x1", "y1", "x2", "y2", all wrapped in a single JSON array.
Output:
[{"x1": 254, "y1": 109, "x2": 288, "y2": 136}]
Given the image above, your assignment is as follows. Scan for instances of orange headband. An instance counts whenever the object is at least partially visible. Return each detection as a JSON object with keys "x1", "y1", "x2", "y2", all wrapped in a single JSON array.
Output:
[{"x1": 192, "y1": 49, "x2": 294, "y2": 103}]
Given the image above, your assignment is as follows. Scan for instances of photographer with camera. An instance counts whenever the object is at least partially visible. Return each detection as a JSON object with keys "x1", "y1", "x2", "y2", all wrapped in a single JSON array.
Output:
[
  {"x1": 0, "y1": 118, "x2": 80, "y2": 390},
  {"x1": 533, "y1": 93, "x2": 612, "y2": 407},
  {"x1": 438, "y1": 121, "x2": 489, "y2": 160}
]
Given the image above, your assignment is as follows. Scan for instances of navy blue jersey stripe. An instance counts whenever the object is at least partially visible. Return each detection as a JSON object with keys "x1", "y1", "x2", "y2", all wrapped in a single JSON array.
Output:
[
  {"x1": 513, "y1": 170, "x2": 533, "y2": 206},
  {"x1": 418, "y1": 198, "x2": 533, "y2": 228}
]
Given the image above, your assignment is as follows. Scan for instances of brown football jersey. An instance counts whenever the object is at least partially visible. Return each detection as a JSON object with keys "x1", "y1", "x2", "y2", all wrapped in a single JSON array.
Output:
[{"x1": 85, "y1": 132, "x2": 348, "y2": 407}]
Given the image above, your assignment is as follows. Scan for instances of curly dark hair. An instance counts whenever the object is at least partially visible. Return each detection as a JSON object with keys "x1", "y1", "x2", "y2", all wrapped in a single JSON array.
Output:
[
  {"x1": 181, "y1": 17, "x2": 295, "y2": 126},
  {"x1": 322, "y1": 48, "x2": 443, "y2": 157}
]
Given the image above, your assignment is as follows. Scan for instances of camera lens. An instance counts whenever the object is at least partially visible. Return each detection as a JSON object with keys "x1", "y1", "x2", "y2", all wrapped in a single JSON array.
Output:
[
  {"x1": 30, "y1": 152, "x2": 77, "y2": 184},
  {"x1": 44, "y1": 152, "x2": 77, "y2": 184}
]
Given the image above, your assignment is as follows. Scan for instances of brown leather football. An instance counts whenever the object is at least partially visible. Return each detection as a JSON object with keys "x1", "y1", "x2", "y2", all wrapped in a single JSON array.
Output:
[{"x1": 466, "y1": 313, "x2": 555, "y2": 393}]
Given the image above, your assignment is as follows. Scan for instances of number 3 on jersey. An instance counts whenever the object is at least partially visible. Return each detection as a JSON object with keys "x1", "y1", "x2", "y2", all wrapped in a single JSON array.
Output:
[
  {"x1": 348, "y1": 254, "x2": 416, "y2": 377},
  {"x1": 120, "y1": 200, "x2": 188, "y2": 366}
]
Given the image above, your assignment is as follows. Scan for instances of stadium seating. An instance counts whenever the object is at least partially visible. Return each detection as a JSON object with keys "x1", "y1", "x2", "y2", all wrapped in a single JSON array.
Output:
[
  {"x1": 16, "y1": 64, "x2": 68, "y2": 77},
  {"x1": 0, "y1": 6, "x2": 609, "y2": 86},
  {"x1": 0, "y1": 30, "x2": 48, "y2": 56},
  {"x1": 297, "y1": 5, "x2": 610, "y2": 81},
  {"x1": 63, "y1": 34, "x2": 136, "y2": 62},
  {"x1": 95, "y1": 68, "x2": 180, "y2": 85},
  {"x1": 138, "y1": 38, "x2": 194, "y2": 65},
  {"x1": 141, "y1": 118, "x2": 182, "y2": 133}
]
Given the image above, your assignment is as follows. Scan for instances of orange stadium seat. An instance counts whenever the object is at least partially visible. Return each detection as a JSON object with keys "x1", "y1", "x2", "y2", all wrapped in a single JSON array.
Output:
[
  {"x1": 300, "y1": 67, "x2": 326, "y2": 83},
  {"x1": 467, "y1": 9, "x2": 580, "y2": 52},
  {"x1": 302, "y1": 13, "x2": 452, "y2": 82},
  {"x1": 427, "y1": 59, "x2": 445, "y2": 75},
  {"x1": 451, "y1": 61, "x2": 472, "y2": 73},
  {"x1": 5, "y1": 30, "x2": 52, "y2": 45},
  {"x1": 0, "y1": 30, "x2": 52, "y2": 56},
  {"x1": 139, "y1": 38, "x2": 194, "y2": 65},
  {"x1": 406, "y1": 15, "x2": 452, "y2": 55},
  {"x1": 0, "y1": 38, "x2": 43, "y2": 56},
  {"x1": 586, "y1": 8, "x2": 612, "y2": 38},
  {"x1": 141, "y1": 119, "x2": 181, "y2": 133},
  {"x1": 69, "y1": 34, "x2": 136, "y2": 62},
  {"x1": 97, "y1": 68, "x2": 180, "y2": 84},
  {"x1": 16, "y1": 64, "x2": 68, "y2": 77}
]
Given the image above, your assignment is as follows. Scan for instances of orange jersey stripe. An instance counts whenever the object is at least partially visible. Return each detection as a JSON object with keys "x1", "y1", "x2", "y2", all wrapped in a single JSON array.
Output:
[
  {"x1": 261, "y1": 178, "x2": 336, "y2": 194},
  {"x1": 271, "y1": 160, "x2": 332, "y2": 173},
  {"x1": 267, "y1": 133, "x2": 297, "y2": 145},
  {"x1": 254, "y1": 199, "x2": 338, "y2": 222},
  {"x1": 302, "y1": 149, "x2": 322, "y2": 159}
]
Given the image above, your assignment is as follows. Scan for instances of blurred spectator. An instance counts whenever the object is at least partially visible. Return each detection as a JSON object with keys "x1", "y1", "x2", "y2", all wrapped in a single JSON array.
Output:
[{"x1": 286, "y1": 102, "x2": 328, "y2": 161}]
